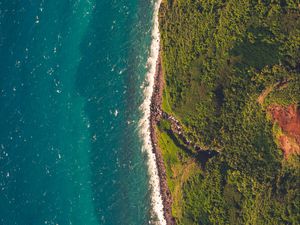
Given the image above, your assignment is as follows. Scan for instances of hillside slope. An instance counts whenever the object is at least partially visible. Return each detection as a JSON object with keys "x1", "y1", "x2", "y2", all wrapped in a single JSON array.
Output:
[{"x1": 158, "y1": 0, "x2": 300, "y2": 224}]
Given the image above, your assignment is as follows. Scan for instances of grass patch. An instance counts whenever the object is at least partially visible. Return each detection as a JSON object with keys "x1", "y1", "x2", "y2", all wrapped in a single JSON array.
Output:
[{"x1": 157, "y1": 120, "x2": 201, "y2": 222}]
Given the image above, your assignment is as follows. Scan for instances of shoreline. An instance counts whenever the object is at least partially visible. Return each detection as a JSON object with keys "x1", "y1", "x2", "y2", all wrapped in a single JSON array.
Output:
[
  {"x1": 150, "y1": 53, "x2": 175, "y2": 225},
  {"x1": 138, "y1": 0, "x2": 174, "y2": 223}
]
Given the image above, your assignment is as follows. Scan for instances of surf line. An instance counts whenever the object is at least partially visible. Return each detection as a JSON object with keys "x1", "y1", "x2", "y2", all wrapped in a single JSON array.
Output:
[{"x1": 139, "y1": 0, "x2": 166, "y2": 224}]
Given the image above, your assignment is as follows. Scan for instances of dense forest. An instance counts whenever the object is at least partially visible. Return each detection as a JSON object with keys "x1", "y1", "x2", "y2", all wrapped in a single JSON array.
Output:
[{"x1": 158, "y1": 0, "x2": 300, "y2": 224}]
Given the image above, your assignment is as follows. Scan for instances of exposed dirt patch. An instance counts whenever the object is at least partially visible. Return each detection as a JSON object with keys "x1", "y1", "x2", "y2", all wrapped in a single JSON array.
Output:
[
  {"x1": 257, "y1": 79, "x2": 289, "y2": 105},
  {"x1": 268, "y1": 104, "x2": 300, "y2": 157},
  {"x1": 279, "y1": 136, "x2": 300, "y2": 158},
  {"x1": 258, "y1": 84, "x2": 277, "y2": 105}
]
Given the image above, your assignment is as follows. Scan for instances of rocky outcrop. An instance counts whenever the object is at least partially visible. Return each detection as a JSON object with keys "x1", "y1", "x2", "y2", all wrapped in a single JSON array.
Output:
[{"x1": 150, "y1": 53, "x2": 175, "y2": 225}]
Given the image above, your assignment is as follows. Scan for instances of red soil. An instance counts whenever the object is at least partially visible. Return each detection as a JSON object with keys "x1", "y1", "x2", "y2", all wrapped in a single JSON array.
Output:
[{"x1": 268, "y1": 104, "x2": 300, "y2": 157}]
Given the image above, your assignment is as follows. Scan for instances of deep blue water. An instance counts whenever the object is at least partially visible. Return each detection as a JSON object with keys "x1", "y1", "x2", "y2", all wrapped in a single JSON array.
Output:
[{"x1": 0, "y1": 1, "x2": 154, "y2": 224}]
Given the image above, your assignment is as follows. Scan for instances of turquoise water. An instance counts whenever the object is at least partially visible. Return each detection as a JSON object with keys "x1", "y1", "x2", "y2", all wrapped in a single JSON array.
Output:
[{"x1": 0, "y1": 1, "x2": 155, "y2": 224}]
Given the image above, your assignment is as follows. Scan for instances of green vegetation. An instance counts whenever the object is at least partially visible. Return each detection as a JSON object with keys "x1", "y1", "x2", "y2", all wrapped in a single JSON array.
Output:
[
  {"x1": 158, "y1": 0, "x2": 300, "y2": 224},
  {"x1": 157, "y1": 119, "x2": 198, "y2": 219}
]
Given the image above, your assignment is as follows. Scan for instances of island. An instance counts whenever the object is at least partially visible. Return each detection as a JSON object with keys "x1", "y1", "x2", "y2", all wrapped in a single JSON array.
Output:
[{"x1": 152, "y1": 0, "x2": 300, "y2": 224}]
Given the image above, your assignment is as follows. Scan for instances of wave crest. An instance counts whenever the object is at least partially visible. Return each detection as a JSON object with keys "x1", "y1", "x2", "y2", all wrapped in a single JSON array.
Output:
[{"x1": 138, "y1": 0, "x2": 166, "y2": 224}]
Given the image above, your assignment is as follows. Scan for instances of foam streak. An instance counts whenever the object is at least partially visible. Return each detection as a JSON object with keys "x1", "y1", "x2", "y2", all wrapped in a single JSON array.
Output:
[{"x1": 138, "y1": 0, "x2": 165, "y2": 224}]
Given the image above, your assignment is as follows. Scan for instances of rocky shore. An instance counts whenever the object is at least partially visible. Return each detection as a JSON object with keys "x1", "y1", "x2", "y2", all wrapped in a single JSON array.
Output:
[{"x1": 150, "y1": 53, "x2": 175, "y2": 225}]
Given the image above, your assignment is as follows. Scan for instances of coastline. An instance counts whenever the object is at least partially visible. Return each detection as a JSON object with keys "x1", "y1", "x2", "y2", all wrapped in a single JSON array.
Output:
[
  {"x1": 150, "y1": 53, "x2": 175, "y2": 225},
  {"x1": 138, "y1": 0, "x2": 170, "y2": 224}
]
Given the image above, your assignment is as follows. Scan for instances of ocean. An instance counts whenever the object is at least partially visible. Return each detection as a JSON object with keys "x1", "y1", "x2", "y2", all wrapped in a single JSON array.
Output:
[{"x1": 0, "y1": 0, "x2": 164, "y2": 224}]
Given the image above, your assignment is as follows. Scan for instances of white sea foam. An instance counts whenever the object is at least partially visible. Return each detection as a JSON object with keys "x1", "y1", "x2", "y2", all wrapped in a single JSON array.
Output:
[{"x1": 139, "y1": 0, "x2": 166, "y2": 224}]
